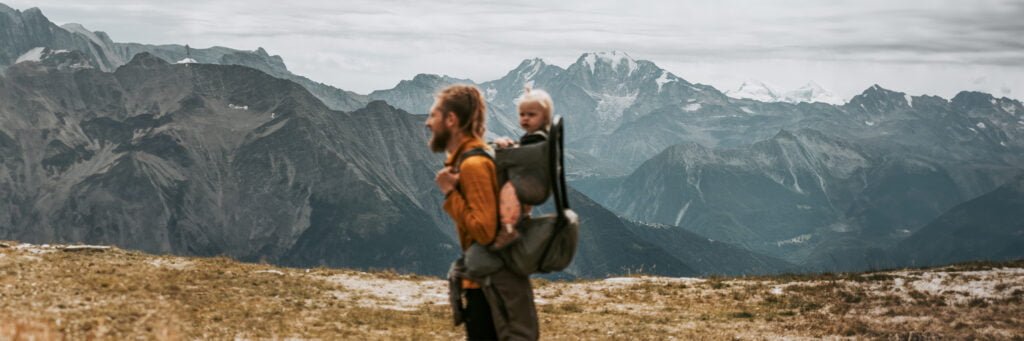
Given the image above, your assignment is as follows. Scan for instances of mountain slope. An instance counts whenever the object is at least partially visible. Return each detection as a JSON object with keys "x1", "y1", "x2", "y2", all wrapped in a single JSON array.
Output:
[
  {"x1": 0, "y1": 52, "x2": 456, "y2": 275},
  {"x1": 576, "y1": 127, "x2": 1023, "y2": 270},
  {"x1": 895, "y1": 174, "x2": 1024, "y2": 267},
  {"x1": 565, "y1": 189, "x2": 795, "y2": 276}
]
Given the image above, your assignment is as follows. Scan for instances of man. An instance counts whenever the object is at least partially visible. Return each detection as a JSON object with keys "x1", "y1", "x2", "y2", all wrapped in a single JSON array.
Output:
[{"x1": 427, "y1": 84, "x2": 539, "y2": 340}]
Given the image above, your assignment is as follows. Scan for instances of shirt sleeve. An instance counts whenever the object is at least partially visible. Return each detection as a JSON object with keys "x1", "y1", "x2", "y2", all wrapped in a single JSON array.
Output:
[{"x1": 443, "y1": 156, "x2": 498, "y2": 245}]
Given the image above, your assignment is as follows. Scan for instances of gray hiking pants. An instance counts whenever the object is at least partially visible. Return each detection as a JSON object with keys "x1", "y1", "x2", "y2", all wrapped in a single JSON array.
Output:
[
  {"x1": 479, "y1": 268, "x2": 539, "y2": 341},
  {"x1": 451, "y1": 261, "x2": 539, "y2": 341}
]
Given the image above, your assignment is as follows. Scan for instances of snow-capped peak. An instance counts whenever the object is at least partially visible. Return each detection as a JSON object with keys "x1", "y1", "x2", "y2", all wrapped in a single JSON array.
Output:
[
  {"x1": 516, "y1": 58, "x2": 545, "y2": 81},
  {"x1": 727, "y1": 80, "x2": 847, "y2": 105},
  {"x1": 783, "y1": 82, "x2": 845, "y2": 105},
  {"x1": 726, "y1": 80, "x2": 782, "y2": 102},
  {"x1": 579, "y1": 51, "x2": 638, "y2": 75}
]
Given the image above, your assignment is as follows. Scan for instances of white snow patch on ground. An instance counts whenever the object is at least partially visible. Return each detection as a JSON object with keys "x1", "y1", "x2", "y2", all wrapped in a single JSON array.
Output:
[
  {"x1": 683, "y1": 103, "x2": 702, "y2": 112},
  {"x1": 888, "y1": 267, "x2": 1024, "y2": 305},
  {"x1": 740, "y1": 106, "x2": 755, "y2": 114},
  {"x1": 976, "y1": 122, "x2": 987, "y2": 129},
  {"x1": 865, "y1": 121, "x2": 876, "y2": 126},
  {"x1": 602, "y1": 276, "x2": 703, "y2": 286},
  {"x1": 14, "y1": 243, "x2": 56, "y2": 254},
  {"x1": 228, "y1": 104, "x2": 249, "y2": 110},
  {"x1": 176, "y1": 58, "x2": 197, "y2": 64},
  {"x1": 769, "y1": 286, "x2": 784, "y2": 295},
  {"x1": 325, "y1": 273, "x2": 448, "y2": 311},
  {"x1": 904, "y1": 94, "x2": 913, "y2": 108},
  {"x1": 969, "y1": 127, "x2": 978, "y2": 133},
  {"x1": 60, "y1": 245, "x2": 111, "y2": 251},
  {"x1": 15, "y1": 47, "x2": 45, "y2": 63},
  {"x1": 485, "y1": 87, "x2": 497, "y2": 101},
  {"x1": 147, "y1": 258, "x2": 193, "y2": 270},
  {"x1": 255, "y1": 269, "x2": 285, "y2": 275},
  {"x1": 1001, "y1": 141, "x2": 1008, "y2": 147}
]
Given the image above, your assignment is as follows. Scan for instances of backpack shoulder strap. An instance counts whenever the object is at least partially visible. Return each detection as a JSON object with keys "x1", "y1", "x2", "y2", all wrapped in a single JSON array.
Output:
[{"x1": 454, "y1": 147, "x2": 494, "y2": 173}]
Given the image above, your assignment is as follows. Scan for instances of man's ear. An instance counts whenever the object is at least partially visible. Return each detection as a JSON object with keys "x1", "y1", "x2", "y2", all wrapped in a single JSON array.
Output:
[{"x1": 444, "y1": 111, "x2": 459, "y2": 130}]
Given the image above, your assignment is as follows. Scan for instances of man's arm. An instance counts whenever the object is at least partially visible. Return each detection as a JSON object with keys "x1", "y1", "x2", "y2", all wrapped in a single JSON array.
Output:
[{"x1": 443, "y1": 157, "x2": 498, "y2": 245}]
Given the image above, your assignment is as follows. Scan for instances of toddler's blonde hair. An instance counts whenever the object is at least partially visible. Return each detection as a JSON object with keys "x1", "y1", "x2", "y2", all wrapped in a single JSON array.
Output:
[{"x1": 515, "y1": 86, "x2": 554, "y2": 131}]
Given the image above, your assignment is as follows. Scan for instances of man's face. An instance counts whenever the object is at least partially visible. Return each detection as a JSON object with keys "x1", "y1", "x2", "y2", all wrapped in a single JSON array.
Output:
[
  {"x1": 426, "y1": 102, "x2": 453, "y2": 153},
  {"x1": 519, "y1": 102, "x2": 548, "y2": 133}
]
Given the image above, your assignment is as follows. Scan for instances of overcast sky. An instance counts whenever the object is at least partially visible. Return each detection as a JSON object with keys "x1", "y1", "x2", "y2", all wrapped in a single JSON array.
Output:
[{"x1": 7, "y1": 0, "x2": 1024, "y2": 99}]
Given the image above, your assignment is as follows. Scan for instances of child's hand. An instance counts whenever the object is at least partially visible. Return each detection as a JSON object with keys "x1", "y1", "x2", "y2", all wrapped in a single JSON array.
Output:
[{"x1": 494, "y1": 137, "x2": 516, "y2": 148}]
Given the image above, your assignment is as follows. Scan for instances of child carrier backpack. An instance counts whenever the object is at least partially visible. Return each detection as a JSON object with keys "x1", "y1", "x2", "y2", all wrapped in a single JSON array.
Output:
[{"x1": 459, "y1": 117, "x2": 579, "y2": 278}]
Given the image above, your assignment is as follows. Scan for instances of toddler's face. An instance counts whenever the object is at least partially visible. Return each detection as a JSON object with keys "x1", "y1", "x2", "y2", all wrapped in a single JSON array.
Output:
[{"x1": 518, "y1": 102, "x2": 548, "y2": 133}]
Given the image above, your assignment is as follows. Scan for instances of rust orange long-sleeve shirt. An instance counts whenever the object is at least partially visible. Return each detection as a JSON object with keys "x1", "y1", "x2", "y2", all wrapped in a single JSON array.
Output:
[{"x1": 443, "y1": 136, "x2": 498, "y2": 288}]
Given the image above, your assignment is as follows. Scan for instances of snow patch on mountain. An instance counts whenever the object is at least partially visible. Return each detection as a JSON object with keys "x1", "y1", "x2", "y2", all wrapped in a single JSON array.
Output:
[
  {"x1": 683, "y1": 103, "x2": 702, "y2": 112},
  {"x1": 674, "y1": 200, "x2": 691, "y2": 226},
  {"x1": 655, "y1": 71, "x2": 675, "y2": 92},
  {"x1": 520, "y1": 59, "x2": 543, "y2": 81},
  {"x1": 583, "y1": 54, "x2": 597, "y2": 73},
  {"x1": 776, "y1": 234, "x2": 812, "y2": 247},
  {"x1": 590, "y1": 90, "x2": 638, "y2": 122},
  {"x1": 15, "y1": 47, "x2": 46, "y2": 63},
  {"x1": 976, "y1": 122, "x2": 987, "y2": 129},
  {"x1": 1002, "y1": 102, "x2": 1017, "y2": 115},
  {"x1": 904, "y1": 94, "x2": 914, "y2": 108},
  {"x1": 176, "y1": 58, "x2": 197, "y2": 64}
]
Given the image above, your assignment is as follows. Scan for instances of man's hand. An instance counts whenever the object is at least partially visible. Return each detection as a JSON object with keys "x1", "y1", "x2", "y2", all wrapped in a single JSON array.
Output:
[{"x1": 435, "y1": 166, "x2": 459, "y2": 196}]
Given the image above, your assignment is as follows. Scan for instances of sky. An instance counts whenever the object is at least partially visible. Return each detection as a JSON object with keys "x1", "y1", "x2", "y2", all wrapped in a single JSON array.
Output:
[{"x1": 6, "y1": 0, "x2": 1024, "y2": 100}]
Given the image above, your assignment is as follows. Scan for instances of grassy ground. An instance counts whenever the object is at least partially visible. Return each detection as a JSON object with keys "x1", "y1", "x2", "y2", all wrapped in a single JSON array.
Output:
[{"x1": 1, "y1": 241, "x2": 1022, "y2": 340}]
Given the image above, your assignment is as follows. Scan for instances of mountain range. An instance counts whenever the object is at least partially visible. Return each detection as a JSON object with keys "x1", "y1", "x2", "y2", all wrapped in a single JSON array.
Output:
[{"x1": 2, "y1": 3, "x2": 1021, "y2": 276}]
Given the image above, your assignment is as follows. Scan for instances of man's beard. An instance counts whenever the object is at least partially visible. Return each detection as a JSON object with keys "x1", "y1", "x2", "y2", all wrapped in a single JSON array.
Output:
[{"x1": 429, "y1": 126, "x2": 451, "y2": 153}]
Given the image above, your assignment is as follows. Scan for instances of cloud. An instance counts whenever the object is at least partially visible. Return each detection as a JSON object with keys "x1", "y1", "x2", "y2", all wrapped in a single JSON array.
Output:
[{"x1": 4, "y1": 0, "x2": 1022, "y2": 97}]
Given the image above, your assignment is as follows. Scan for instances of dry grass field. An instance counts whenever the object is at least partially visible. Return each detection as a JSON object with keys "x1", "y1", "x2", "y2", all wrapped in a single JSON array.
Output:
[{"x1": 1, "y1": 241, "x2": 1021, "y2": 340}]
